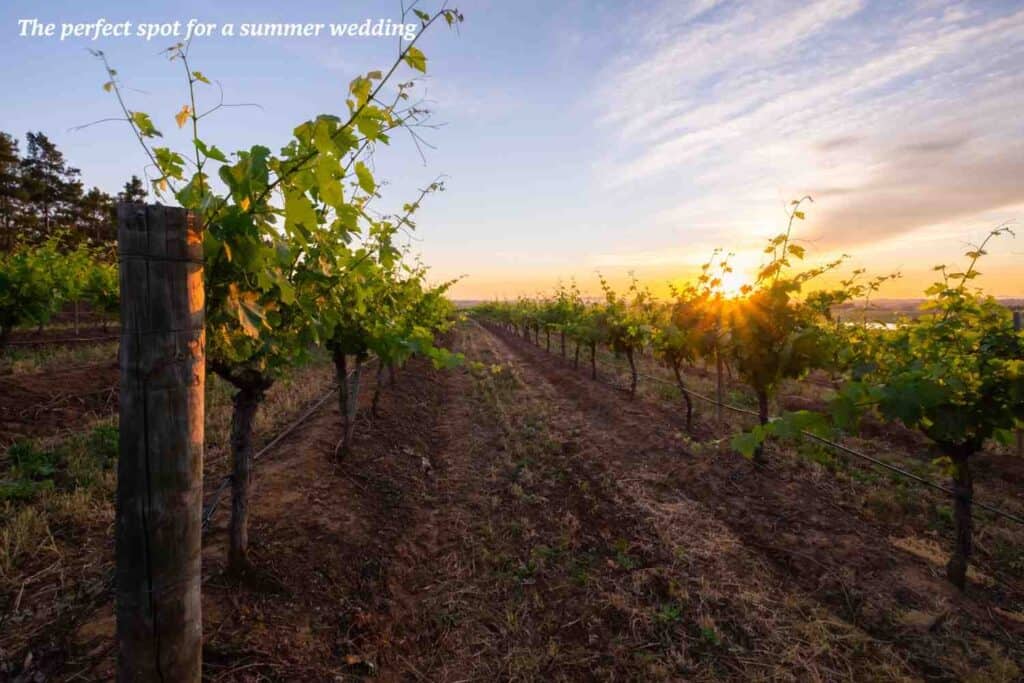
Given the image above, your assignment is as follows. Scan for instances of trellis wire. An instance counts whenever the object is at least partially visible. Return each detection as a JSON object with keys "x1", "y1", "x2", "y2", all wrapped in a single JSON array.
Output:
[
  {"x1": 201, "y1": 357, "x2": 377, "y2": 531},
  {"x1": 486, "y1": 321, "x2": 1024, "y2": 528}
]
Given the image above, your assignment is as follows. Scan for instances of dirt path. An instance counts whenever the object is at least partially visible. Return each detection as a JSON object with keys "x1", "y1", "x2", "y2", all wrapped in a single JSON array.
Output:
[
  {"x1": 5, "y1": 326, "x2": 119, "y2": 347},
  {"x1": 32, "y1": 322, "x2": 1023, "y2": 681},
  {"x1": 56, "y1": 359, "x2": 446, "y2": 681},
  {"x1": 479, "y1": 322, "x2": 1024, "y2": 681},
  {"x1": 197, "y1": 360, "x2": 449, "y2": 680},
  {"x1": 372, "y1": 324, "x2": 913, "y2": 680}
]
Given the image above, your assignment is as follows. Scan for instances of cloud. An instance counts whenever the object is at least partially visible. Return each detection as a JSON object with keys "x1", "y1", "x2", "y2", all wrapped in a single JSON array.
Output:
[
  {"x1": 897, "y1": 135, "x2": 970, "y2": 154},
  {"x1": 593, "y1": 1, "x2": 1024, "y2": 251},
  {"x1": 808, "y1": 143, "x2": 1024, "y2": 248},
  {"x1": 816, "y1": 136, "x2": 862, "y2": 152}
]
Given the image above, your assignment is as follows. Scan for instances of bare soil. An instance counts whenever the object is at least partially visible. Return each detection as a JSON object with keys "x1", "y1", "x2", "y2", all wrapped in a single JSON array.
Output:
[
  {"x1": 484, "y1": 324, "x2": 1023, "y2": 679},
  {"x1": 0, "y1": 362, "x2": 118, "y2": 447},
  {"x1": 5, "y1": 322, "x2": 1023, "y2": 681},
  {"x1": 5, "y1": 327, "x2": 119, "y2": 347}
]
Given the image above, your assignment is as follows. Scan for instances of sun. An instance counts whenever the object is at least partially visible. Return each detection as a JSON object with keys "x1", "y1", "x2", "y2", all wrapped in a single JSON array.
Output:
[{"x1": 718, "y1": 271, "x2": 753, "y2": 298}]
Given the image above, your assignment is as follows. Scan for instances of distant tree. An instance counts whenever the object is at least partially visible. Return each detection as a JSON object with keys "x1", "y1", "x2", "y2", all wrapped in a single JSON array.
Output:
[
  {"x1": 77, "y1": 186, "x2": 115, "y2": 246},
  {"x1": 19, "y1": 132, "x2": 82, "y2": 242},
  {"x1": 117, "y1": 174, "x2": 147, "y2": 204},
  {"x1": 0, "y1": 133, "x2": 21, "y2": 251}
]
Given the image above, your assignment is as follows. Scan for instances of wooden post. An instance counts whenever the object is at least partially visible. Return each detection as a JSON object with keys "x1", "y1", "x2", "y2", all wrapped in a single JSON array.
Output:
[{"x1": 116, "y1": 204, "x2": 204, "y2": 682}]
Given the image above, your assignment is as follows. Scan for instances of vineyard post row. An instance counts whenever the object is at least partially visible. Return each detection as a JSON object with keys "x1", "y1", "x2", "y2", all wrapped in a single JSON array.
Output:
[
  {"x1": 116, "y1": 204, "x2": 203, "y2": 681},
  {"x1": 477, "y1": 316, "x2": 1024, "y2": 528}
]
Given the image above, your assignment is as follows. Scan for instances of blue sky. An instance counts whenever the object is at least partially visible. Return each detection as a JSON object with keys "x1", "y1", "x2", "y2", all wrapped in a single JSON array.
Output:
[{"x1": 3, "y1": 0, "x2": 1023, "y2": 298}]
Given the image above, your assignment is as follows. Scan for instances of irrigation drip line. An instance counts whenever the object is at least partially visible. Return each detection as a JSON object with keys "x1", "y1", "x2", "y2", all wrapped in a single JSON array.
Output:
[
  {"x1": 1, "y1": 361, "x2": 117, "y2": 380},
  {"x1": 6, "y1": 335, "x2": 120, "y2": 347},
  {"x1": 632, "y1": 369, "x2": 1024, "y2": 525},
  {"x1": 201, "y1": 387, "x2": 334, "y2": 530},
  {"x1": 201, "y1": 477, "x2": 233, "y2": 531},
  {"x1": 201, "y1": 357, "x2": 377, "y2": 531},
  {"x1": 487, "y1": 322, "x2": 1024, "y2": 528}
]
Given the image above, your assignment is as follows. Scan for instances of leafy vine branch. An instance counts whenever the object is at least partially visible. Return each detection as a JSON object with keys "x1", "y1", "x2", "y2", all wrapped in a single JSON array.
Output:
[{"x1": 88, "y1": 4, "x2": 465, "y2": 573}]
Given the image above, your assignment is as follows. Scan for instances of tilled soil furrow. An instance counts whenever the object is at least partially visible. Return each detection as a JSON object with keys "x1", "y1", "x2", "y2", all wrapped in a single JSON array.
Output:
[
  {"x1": 26, "y1": 322, "x2": 1023, "y2": 682},
  {"x1": 485, "y1": 324, "x2": 922, "y2": 678},
  {"x1": 485, "y1": 322, "x2": 1024, "y2": 681},
  {"x1": 378, "y1": 324, "x2": 915, "y2": 681}
]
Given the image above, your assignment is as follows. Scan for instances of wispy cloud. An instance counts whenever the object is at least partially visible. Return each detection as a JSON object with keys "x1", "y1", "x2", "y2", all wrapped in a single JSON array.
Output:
[{"x1": 595, "y1": 0, "x2": 1024, "y2": 251}]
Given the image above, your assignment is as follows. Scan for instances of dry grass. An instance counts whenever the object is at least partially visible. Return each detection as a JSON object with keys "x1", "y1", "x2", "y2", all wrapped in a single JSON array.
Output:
[
  {"x1": 0, "y1": 341, "x2": 118, "y2": 376},
  {"x1": 485, "y1": 323, "x2": 1024, "y2": 680},
  {"x1": 203, "y1": 353, "x2": 336, "y2": 476},
  {"x1": 0, "y1": 355, "x2": 336, "y2": 662},
  {"x1": 0, "y1": 355, "x2": 335, "y2": 582},
  {"x1": 583, "y1": 338, "x2": 1024, "y2": 588},
  {"x1": 421, "y1": 325, "x2": 914, "y2": 681},
  {"x1": 0, "y1": 507, "x2": 50, "y2": 580}
]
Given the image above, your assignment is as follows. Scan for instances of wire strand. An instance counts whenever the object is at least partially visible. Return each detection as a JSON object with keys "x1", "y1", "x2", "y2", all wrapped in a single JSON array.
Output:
[{"x1": 483, "y1": 321, "x2": 1024, "y2": 528}]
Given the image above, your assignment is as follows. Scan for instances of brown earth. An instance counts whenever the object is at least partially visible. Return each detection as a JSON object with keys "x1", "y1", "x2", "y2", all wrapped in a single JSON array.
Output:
[
  {"x1": 6, "y1": 322, "x2": 1024, "y2": 681},
  {"x1": 0, "y1": 362, "x2": 118, "y2": 447},
  {"x1": 482, "y1": 323, "x2": 1024, "y2": 679},
  {"x1": 5, "y1": 327, "x2": 119, "y2": 347}
]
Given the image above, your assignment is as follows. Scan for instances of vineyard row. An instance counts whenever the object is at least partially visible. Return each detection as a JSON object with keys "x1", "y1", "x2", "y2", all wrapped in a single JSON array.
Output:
[{"x1": 470, "y1": 215, "x2": 1023, "y2": 591}]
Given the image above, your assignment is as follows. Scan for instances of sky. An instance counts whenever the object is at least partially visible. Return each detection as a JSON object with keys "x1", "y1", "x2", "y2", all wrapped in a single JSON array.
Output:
[{"x1": 3, "y1": 0, "x2": 1023, "y2": 300}]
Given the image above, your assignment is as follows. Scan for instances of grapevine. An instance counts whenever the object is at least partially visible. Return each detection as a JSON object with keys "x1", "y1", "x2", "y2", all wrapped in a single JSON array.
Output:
[
  {"x1": 94, "y1": 6, "x2": 464, "y2": 570},
  {"x1": 472, "y1": 204, "x2": 1023, "y2": 589}
]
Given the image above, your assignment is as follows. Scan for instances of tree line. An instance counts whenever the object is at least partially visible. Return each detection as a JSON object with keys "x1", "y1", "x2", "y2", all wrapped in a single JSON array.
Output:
[{"x1": 0, "y1": 130, "x2": 147, "y2": 251}]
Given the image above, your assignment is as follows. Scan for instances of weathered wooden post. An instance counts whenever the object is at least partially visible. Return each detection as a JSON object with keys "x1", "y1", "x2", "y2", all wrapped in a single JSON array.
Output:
[{"x1": 116, "y1": 204, "x2": 204, "y2": 681}]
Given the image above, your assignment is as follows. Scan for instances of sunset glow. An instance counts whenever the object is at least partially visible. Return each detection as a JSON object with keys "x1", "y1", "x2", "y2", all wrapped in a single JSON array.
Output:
[
  {"x1": 717, "y1": 271, "x2": 753, "y2": 299},
  {"x1": 2, "y1": 0, "x2": 1021, "y2": 300}
]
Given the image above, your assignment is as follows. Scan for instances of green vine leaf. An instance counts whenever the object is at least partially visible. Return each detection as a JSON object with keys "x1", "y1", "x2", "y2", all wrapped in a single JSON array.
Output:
[
  {"x1": 403, "y1": 46, "x2": 427, "y2": 73},
  {"x1": 354, "y1": 161, "x2": 376, "y2": 195},
  {"x1": 130, "y1": 111, "x2": 162, "y2": 138}
]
